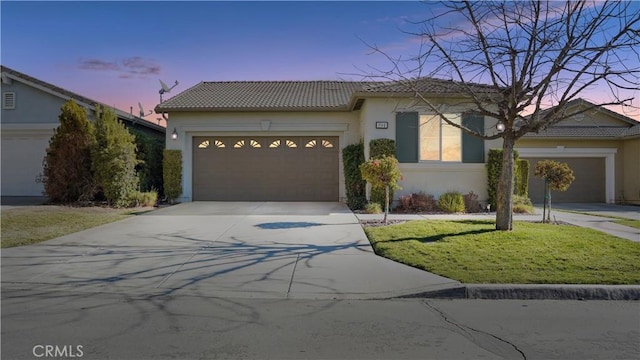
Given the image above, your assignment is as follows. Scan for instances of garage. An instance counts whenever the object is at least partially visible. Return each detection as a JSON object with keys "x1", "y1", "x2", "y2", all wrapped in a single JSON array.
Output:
[
  {"x1": 523, "y1": 157, "x2": 606, "y2": 203},
  {"x1": 192, "y1": 136, "x2": 339, "y2": 201},
  {"x1": 1, "y1": 133, "x2": 51, "y2": 196}
]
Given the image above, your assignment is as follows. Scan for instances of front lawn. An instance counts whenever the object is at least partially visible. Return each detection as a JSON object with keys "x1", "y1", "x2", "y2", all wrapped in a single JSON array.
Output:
[
  {"x1": 364, "y1": 220, "x2": 640, "y2": 284},
  {"x1": 1, "y1": 206, "x2": 149, "y2": 248}
]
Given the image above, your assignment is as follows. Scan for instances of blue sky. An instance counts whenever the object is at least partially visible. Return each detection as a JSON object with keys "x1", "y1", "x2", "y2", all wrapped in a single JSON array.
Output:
[
  {"x1": 2, "y1": 1, "x2": 638, "y2": 124},
  {"x1": 2, "y1": 1, "x2": 429, "y2": 124}
]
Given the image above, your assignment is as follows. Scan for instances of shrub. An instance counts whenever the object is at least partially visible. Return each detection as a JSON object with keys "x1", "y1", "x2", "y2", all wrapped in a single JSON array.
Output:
[
  {"x1": 126, "y1": 190, "x2": 158, "y2": 207},
  {"x1": 486, "y1": 149, "x2": 520, "y2": 209},
  {"x1": 131, "y1": 129, "x2": 165, "y2": 195},
  {"x1": 512, "y1": 195, "x2": 534, "y2": 214},
  {"x1": 92, "y1": 105, "x2": 140, "y2": 207},
  {"x1": 342, "y1": 142, "x2": 367, "y2": 210},
  {"x1": 163, "y1": 149, "x2": 182, "y2": 203},
  {"x1": 40, "y1": 100, "x2": 96, "y2": 203},
  {"x1": 515, "y1": 159, "x2": 530, "y2": 197},
  {"x1": 364, "y1": 202, "x2": 382, "y2": 214},
  {"x1": 360, "y1": 156, "x2": 402, "y2": 222},
  {"x1": 463, "y1": 191, "x2": 482, "y2": 213},
  {"x1": 369, "y1": 139, "x2": 397, "y2": 209},
  {"x1": 397, "y1": 192, "x2": 437, "y2": 213},
  {"x1": 438, "y1": 191, "x2": 466, "y2": 213}
]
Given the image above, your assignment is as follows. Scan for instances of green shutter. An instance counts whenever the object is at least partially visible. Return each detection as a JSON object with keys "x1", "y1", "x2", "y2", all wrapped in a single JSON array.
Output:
[
  {"x1": 462, "y1": 114, "x2": 485, "y2": 163},
  {"x1": 395, "y1": 112, "x2": 419, "y2": 163}
]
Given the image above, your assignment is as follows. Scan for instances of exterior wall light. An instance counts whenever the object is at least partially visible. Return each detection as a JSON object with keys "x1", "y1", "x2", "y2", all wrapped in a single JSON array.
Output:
[
  {"x1": 496, "y1": 121, "x2": 506, "y2": 132},
  {"x1": 171, "y1": 128, "x2": 178, "y2": 140}
]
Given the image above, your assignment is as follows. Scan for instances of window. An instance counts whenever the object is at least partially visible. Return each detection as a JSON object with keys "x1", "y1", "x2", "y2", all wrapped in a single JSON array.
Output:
[
  {"x1": 396, "y1": 112, "x2": 484, "y2": 163},
  {"x1": 3, "y1": 92, "x2": 15, "y2": 110},
  {"x1": 419, "y1": 114, "x2": 462, "y2": 162}
]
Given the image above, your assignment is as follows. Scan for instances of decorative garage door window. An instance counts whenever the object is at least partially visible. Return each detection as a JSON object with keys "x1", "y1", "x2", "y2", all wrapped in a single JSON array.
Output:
[{"x1": 196, "y1": 138, "x2": 334, "y2": 150}]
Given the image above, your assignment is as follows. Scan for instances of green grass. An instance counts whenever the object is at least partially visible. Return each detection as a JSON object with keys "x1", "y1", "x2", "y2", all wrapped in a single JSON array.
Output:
[
  {"x1": 1, "y1": 206, "x2": 148, "y2": 248},
  {"x1": 614, "y1": 219, "x2": 640, "y2": 229},
  {"x1": 364, "y1": 220, "x2": 640, "y2": 284}
]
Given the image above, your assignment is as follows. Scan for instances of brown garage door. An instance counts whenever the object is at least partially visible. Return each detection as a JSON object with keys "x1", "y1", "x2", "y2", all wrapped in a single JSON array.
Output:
[
  {"x1": 193, "y1": 136, "x2": 339, "y2": 201},
  {"x1": 524, "y1": 157, "x2": 605, "y2": 203}
]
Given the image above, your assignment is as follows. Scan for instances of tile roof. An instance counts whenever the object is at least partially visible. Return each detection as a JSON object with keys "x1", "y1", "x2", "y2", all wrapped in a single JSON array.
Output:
[
  {"x1": 154, "y1": 77, "x2": 500, "y2": 112},
  {"x1": 1, "y1": 65, "x2": 165, "y2": 133},
  {"x1": 523, "y1": 126, "x2": 631, "y2": 138},
  {"x1": 357, "y1": 77, "x2": 498, "y2": 95},
  {"x1": 156, "y1": 81, "x2": 371, "y2": 112}
]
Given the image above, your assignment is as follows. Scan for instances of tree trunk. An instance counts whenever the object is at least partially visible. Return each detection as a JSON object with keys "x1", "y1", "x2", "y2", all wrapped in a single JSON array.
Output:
[
  {"x1": 495, "y1": 136, "x2": 515, "y2": 230},
  {"x1": 384, "y1": 185, "x2": 389, "y2": 224},
  {"x1": 545, "y1": 180, "x2": 552, "y2": 223}
]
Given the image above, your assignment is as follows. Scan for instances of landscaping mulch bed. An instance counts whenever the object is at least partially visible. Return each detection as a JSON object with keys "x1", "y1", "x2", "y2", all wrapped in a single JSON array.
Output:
[{"x1": 359, "y1": 219, "x2": 407, "y2": 227}]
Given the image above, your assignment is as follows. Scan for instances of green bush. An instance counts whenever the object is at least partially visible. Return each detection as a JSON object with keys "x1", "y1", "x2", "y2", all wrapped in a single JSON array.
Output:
[
  {"x1": 438, "y1": 191, "x2": 466, "y2": 213},
  {"x1": 131, "y1": 129, "x2": 165, "y2": 195},
  {"x1": 512, "y1": 195, "x2": 534, "y2": 214},
  {"x1": 163, "y1": 149, "x2": 182, "y2": 203},
  {"x1": 126, "y1": 190, "x2": 158, "y2": 207},
  {"x1": 369, "y1": 139, "x2": 397, "y2": 208},
  {"x1": 342, "y1": 142, "x2": 367, "y2": 210},
  {"x1": 515, "y1": 159, "x2": 530, "y2": 197},
  {"x1": 364, "y1": 202, "x2": 382, "y2": 214},
  {"x1": 486, "y1": 149, "x2": 520, "y2": 209},
  {"x1": 92, "y1": 105, "x2": 140, "y2": 207},
  {"x1": 41, "y1": 100, "x2": 96, "y2": 203}
]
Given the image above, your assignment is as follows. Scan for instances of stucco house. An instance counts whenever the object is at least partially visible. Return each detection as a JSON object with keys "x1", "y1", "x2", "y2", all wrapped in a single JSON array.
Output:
[
  {"x1": 1, "y1": 65, "x2": 165, "y2": 199},
  {"x1": 517, "y1": 99, "x2": 640, "y2": 204},
  {"x1": 156, "y1": 79, "x2": 639, "y2": 205}
]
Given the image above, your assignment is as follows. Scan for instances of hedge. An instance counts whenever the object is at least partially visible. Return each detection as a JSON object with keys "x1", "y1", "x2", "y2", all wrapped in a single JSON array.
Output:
[
  {"x1": 163, "y1": 149, "x2": 182, "y2": 203},
  {"x1": 342, "y1": 142, "x2": 367, "y2": 210}
]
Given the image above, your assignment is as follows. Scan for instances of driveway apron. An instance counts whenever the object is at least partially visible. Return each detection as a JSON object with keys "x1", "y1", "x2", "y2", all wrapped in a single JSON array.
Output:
[{"x1": 1, "y1": 202, "x2": 459, "y2": 299}]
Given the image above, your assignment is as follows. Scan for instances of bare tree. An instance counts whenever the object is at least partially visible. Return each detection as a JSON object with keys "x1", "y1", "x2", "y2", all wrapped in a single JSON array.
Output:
[{"x1": 361, "y1": 0, "x2": 639, "y2": 230}]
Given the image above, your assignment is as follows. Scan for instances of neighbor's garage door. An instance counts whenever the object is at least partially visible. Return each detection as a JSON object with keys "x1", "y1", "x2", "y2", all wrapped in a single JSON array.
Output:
[
  {"x1": 524, "y1": 157, "x2": 605, "y2": 203},
  {"x1": 193, "y1": 136, "x2": 339, "y2": 201}
]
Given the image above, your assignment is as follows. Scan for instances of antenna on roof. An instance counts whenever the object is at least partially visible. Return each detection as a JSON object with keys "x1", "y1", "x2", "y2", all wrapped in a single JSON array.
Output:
[
  {"x1": 138, "y1": 102, "x2": 153, "y2": 118},
  {"x1": 159, "y1": 79, "x2": 179, "y2": 103}
]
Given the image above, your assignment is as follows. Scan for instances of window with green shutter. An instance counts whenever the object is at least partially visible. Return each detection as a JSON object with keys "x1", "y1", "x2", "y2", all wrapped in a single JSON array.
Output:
[{"x1": 394, "y1": 111, "x2": 485, "y2": 164}]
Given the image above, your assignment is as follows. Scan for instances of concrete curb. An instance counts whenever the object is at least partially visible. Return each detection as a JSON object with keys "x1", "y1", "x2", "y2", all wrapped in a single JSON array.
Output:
[{"x1": 399, "y1": 284, "x2": 640, "y2": 300}]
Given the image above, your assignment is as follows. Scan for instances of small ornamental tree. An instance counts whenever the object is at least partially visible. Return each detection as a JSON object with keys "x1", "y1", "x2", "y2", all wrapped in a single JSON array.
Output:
[
  {"x1": 92, "y1": 105, "x2": 140, "y2": 207},
  {"x1": 359, "y1": 155, "x2": 402, "y2": 223},
  {"x1": 41, "y1": 100, "x2": 96, "y2": 203},
  {"x1": 534, "y1": 160, "x2": 575, "y2": 223}
]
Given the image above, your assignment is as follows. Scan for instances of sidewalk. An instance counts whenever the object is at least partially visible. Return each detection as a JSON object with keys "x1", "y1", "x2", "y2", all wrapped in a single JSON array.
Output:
[{"x1": 355, "y1": 209, "x2": 639, "y2": 242}]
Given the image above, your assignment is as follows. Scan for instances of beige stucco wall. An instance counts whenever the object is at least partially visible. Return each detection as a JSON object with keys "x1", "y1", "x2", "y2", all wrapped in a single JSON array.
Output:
[
  {"x1": 622, "y1": 138, "x2": 640, "y2": 203},
  {"x1": 359, "y1": 97, "x2": 503, "y2": 202},
  {"x1": 554, "y1": 109, "x2": 632, "y2": 127},
  {"x1": 165, "y1": 111, "x2": 360, "y2": 202}
]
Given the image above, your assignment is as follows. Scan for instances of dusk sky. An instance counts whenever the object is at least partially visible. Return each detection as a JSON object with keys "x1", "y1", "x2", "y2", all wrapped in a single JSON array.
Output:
[{"x1": 2, "y1": 1, "x2": 639, "y2": 125}]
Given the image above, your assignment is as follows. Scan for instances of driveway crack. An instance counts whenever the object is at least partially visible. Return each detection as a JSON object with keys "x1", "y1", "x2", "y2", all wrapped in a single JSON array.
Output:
[
  {"x1": 286, "y1": 254, "x2": 300, "y2": 298},
  {"x1": 422, "y1": 300, "x2": 527, "y2": 360}
]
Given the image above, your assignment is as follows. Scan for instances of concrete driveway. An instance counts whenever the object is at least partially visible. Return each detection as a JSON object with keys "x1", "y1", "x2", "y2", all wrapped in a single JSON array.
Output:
[{"x1": 1, "y1": 202, "x2": 459, "y2": 299}]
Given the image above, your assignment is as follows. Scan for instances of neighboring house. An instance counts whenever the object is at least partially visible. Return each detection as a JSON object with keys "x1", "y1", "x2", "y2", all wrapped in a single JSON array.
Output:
[
  {"x1": 155, "y1": 79, "x2": 639, "y2": 205},
  {"x1": 1, "y1": 65, "x2": 165, "y2": 198},
  {"x1": 516, "y1": 99, "x2": 640, "y2": 204}
]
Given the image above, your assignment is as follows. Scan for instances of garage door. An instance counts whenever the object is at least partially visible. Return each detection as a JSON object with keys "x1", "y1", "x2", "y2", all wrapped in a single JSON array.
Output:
[
  {"x1": 1, "y1": 134, "x2": 51, "y2": 196},
  {"x1": 524, "y1": 157, "x2": 605, "y2": 203},
  {"x1": 193, "y1": 136, "x2": 339, "y2": 201}
]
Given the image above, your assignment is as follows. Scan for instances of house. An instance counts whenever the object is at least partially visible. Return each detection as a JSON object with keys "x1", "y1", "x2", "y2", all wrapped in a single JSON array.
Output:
[
  {"x1": 1, "y1": 65, "x2": 165, "y2": 199},
  {"x1": 516, "y1": 99, "x2": 640, "y2": 204},
  {"x1": 155, "y1": 79, "x2": 639, "y2": 205}
]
